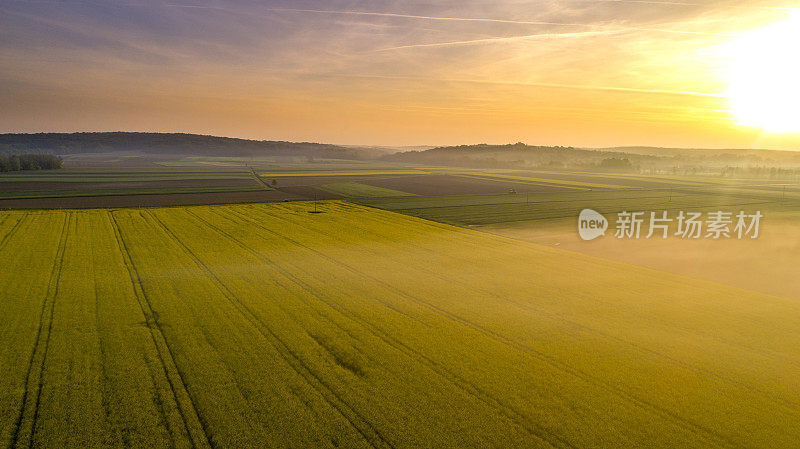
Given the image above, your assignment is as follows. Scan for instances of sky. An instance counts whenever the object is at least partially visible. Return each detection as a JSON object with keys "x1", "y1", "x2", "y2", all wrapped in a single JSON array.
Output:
[{"x1": 1, "y1": 0, "x2": 799, "y2": 148}]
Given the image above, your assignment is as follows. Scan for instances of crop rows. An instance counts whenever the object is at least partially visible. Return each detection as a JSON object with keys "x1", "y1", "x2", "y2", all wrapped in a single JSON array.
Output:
[
  {"x1": 1, "y1": 203, "x2": 799, "y2": 448},
  {"x1": 362, "y1": 192, "x2": 776, "y2": 225},
  {"x1": 315, "y1": 182, "x2": 415, "y2": 198}
]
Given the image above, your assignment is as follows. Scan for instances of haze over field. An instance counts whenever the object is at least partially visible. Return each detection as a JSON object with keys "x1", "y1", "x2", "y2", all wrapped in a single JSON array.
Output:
[
  {"x1": 3, "y1": 203, "x2": 800, "y2": 449},
  {"x1": 1, "y1": 0, "x2": 799, "y2": 148}
]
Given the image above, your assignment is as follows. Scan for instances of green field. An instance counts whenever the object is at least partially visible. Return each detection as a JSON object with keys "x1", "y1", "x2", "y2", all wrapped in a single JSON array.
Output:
[
  {"x1": 0, "y1": 173, "x2": 253, "y2": 183},
  {"x1": 260, "y1": 171, "x2": 428, "y2": 177},
  {"x1": 0, "y1": 185, "x2": 268, "y2": 200},
  {"x1": 4, "y1": 162, "x2": 797, "y2": 209},
  {"x1": 452, "y1": 172, "x2": 632, "y2": 190},
  {"x1": 356, "y1": 189, "x2": 790, "y2": 226},
  {"x1": 1, "y1": 202, "x2": 798, "y2": 448},
  {"x1": 0, "y1": 168, "x2": 269, "y2": 202},
  {"x1": 315, "y1": 182, "x2": 415, "y2": 198}
]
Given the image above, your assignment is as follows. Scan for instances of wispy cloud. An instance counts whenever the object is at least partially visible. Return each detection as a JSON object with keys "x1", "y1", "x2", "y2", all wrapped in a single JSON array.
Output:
[
  {"x1": 371, "y1": 30, "x2": 622, "y2": 52},
  {"x1": 1, "y1": 0, "x2": 796, "y2": 147},
  {"x1": 267, "y1": 7, "x2": 735, "y2": 36},
  {"x1": 339, "y1": 74, "x2": 724, "y2": 98},
  {"x1": 594, "y1": 0, "x2": 797, "y2": 10}
]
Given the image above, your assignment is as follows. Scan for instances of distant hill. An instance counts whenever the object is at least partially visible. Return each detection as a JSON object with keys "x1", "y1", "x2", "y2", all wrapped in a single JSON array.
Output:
[
  {"x1": 383, "y1": 142, "x2": 800, "y2": 172},
  {"x1": 383, "y1": 142, "x2": 653, "y2": 169},
  {"x1": 0, "y1": 132, "x2": 368, "y2": 159}
]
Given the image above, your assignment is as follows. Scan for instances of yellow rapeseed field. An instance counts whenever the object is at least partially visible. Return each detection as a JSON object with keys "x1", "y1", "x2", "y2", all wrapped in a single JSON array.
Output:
[{"x1": 0, "y1": 202, "x2": 798, "y2": 448}]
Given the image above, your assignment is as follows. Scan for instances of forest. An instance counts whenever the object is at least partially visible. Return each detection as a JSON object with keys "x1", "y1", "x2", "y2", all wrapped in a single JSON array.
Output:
[
  {"x1": 0, "y1": 132, "x2": 367, "y2": 159},
  {"x1": 0, "y1": 154, "x2": 63, "y2": 172}
]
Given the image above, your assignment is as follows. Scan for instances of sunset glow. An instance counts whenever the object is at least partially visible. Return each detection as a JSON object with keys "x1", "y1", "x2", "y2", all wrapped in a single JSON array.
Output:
[
  {"x1": 1, "y1": 1, "x2": 799, "y2": 148},
  {"x1": 723, "y1": 10, "x2": 800, "y2": 133}
]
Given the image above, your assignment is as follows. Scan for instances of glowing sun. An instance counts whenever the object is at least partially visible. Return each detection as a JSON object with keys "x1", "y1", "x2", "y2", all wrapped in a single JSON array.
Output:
[{"x1": 723, "y1": 11, "x2": 800, "y2": 133}]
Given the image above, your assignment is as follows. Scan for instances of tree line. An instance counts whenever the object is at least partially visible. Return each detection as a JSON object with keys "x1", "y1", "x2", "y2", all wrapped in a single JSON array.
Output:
[
  {"x1": 0, "y1": 154, "x2": 63, "y2": 172},
  {"x1": 0, "y1": 132, "x2": 367, "y2": 159}
]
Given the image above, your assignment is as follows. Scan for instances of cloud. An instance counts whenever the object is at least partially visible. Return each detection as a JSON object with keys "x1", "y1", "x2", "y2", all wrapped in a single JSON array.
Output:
[
  {"x1": 1, "y1": 0, "x2": 797, "y2": 147},
  {"x1": 266, "y1": 7, "x2": 736, "y2": 36},
  {"x1": 336, "y1": 73, "x2": 724, "y2": 98},
  {"x1": 371, "y1": 29, "x2": 622, "y2": 52}
]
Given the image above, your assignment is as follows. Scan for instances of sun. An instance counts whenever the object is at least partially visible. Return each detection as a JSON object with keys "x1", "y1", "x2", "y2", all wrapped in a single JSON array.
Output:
[{"x1": 722, "y1": 10, "x2": 800, "y2": 133}]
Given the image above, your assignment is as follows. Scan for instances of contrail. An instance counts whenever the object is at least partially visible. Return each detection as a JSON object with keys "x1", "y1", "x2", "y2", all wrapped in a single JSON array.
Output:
[
  {"x1": 600, "y1": 0, "x2": 700, "y2": 5},
  {"x1": 265, "y1": 7, "x2": 596, "y2": 26},
  {"x1": 7, "y1": 0, "x2": 794, "y2": 12},
  {"x1": 594, "y1": 0, "x2": 797, "y2": 10},
  {"x1": 266, "y1": 8, "x2": 735, "y2": 37},
  {"x1": 3, "y1": 0, "x2": 235, "y2": 11},
  {"x1": 594, "y1": 0, "x2": 704, "y2": 5},
  {"x1": 454, "y1": 79, "x2": 725, "y2": 98},
  {"x1": 518, "y1": 80, "x2": 724, "y2": 97},
  {"x1": 343, "y1": 74, "x2": 725, "y2": 98},
  {"x1": 162, "y1": 3, "x2": 229, "y2": 10},
  {"x1": 372, "y1": 30, "x2": 620, "y2": 52}
]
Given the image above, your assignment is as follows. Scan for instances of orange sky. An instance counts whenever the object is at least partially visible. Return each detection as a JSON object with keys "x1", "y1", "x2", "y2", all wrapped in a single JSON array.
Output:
[{"x1": 1, "y1": 0, "x2": 799, "y2": 149}]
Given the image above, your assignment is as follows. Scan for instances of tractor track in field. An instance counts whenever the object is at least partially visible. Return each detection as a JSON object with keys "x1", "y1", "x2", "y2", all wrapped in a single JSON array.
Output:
[
  {"x1": 8, "y1": 213, "x2": 69, "y2": 449},
  {"x1": 180, "y1": 210, "x2": 376, "y2": 360},
  {"x1": 310, "y1": 200, "x2": 800, "y2": 378},
  {"x1": 360, "y1": 211, "x2": 800, "y2": 420},
  {"x1": 219, "y1": 208, "x2": 432, "y2": 330},
  {"x1": 109, "y1": 211, "x2": 213, "y2": 449},
  {"x1": 323, "y1": 207, "x2": 800, "y2": 415},
  {"x1": 145, "y1": 210, "x2": 394, "y2": 449},
  {"x1": 183, "y1": 207, "x2": 419, "y2": 374},
  {"x1": 191, "y1": 207, "x2": 436, "y2": 346},
  {"x1": 193, "y1": 207, "x2": 556, "y2": 443},
  {"x1": 377, "y1": 205, "x2": 800, "y2": 374},
  {"x1": 193, "y1": 206, "x2": 575, "y2": 449},
  {"x1": 216, "y1": 205, "x2": 584, "y2": 449},
  {"x1": 237, "y1": 203, "x2": 745, "y2": 449},
  {"x1": 248, "y1": 167, "x2": 272, "y2": 190},
  {"x1": 264, "y1": 204, "x2": 756, "y2": 449},
  {"x1": 0, "y1": 213, "x2": 27, "y2": 253}
]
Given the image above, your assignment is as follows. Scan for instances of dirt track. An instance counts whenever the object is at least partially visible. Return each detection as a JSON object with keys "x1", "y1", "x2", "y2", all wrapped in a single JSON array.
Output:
[
  {"x1": 0, "y1": 190, "x2": 301, "y2": 209},
  {"x1": 362, "y1": 174, "x2": 568, "y2": 195},
  {"x1": 0, "y1": 178, "x2": 257, "y2": 193}
]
